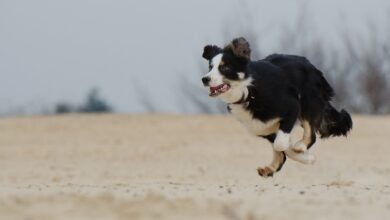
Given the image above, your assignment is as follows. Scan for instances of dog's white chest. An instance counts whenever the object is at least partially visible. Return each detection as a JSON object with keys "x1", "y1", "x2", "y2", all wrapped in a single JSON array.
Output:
[{"x1": 229, "y1": 104, "x2": 280, "y2": 136}]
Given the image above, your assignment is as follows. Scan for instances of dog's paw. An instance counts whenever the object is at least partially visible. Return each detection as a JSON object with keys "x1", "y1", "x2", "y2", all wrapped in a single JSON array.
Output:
[
  {"x1": 257, "y1": 166, "x2": 275, "y2": 178},
  {"x1": 273, "y1": 131, "x2": 290, "y2": 151},
  {"x1": 292, "y1": 140, "x2": 307, "y2": 153},
  {"x1": 305, "y1": 153, "x2": 316, "y2": 164},
  {"x1": 285, "y1": 149, "x2": 316, "y2": 164}
]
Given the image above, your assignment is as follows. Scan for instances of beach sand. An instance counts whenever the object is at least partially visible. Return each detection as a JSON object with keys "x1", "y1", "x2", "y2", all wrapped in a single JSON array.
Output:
[{"x1": 0, "y1": 114, "x2": 389, "y2": 219}]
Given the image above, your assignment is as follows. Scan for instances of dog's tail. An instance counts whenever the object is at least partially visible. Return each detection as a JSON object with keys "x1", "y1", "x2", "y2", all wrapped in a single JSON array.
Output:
[
  {"x1": 316, "y1": 69, "x2": 335, "y2": 102},
  {"x1": 318, "y1": 103, "x2": 353, "y2": 138}
]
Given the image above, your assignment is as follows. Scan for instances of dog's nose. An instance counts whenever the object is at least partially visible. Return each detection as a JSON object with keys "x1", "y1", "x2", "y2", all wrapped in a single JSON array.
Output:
[{"x1": 202, "y1": 76, "x2": 211, "y2": 86}]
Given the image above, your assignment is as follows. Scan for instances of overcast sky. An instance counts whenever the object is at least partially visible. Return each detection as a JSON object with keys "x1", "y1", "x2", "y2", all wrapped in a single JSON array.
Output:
[{"x1": 1, "y1": 0, "x2": 389, "y2": 114}]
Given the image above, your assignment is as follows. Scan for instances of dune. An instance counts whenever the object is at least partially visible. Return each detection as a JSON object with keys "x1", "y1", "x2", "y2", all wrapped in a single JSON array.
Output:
[{"x1": 0, "y1": 114, "x2": 389, "y2": 219}]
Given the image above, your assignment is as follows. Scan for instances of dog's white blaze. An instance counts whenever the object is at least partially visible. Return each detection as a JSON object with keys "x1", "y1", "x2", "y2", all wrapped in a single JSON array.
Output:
[
  {"x1": 229, "y1": 104, "x2": 280, "y2": 136},
  {"x1": 273, "y1": 130, "x2": 290, "y2": 151},
  {"x1": 204, "y1": 54, "x2": 224, "y2": 87}
]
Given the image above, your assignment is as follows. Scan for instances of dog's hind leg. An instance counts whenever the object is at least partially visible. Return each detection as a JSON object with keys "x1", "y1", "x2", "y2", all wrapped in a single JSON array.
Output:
[
  {"x1": 257, "y1": 150, "x2": 287, "y2": 177},
  {"x1": 292, "y1": 120, "x2": 316, "y2": 153}
]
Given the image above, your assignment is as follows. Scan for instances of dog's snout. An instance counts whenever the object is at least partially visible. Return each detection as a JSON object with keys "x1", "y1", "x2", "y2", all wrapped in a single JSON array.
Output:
[{"x1": 202, "y1": 76, "x2": 211, "y2": 86}]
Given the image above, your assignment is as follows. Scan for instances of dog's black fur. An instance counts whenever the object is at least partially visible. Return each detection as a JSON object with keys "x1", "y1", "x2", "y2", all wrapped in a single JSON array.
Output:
[{"x1": 263, "y1": 54, "x2": 353, "y2": 141}]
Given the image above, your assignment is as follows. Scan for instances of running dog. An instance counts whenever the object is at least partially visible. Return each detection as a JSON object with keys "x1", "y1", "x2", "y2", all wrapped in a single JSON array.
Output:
[{"x1": 201, "y1": 37, "x2": 352, "y2": 177}]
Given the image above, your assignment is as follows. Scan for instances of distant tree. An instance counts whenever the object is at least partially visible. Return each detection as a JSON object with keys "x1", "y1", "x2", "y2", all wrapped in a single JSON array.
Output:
[
  {"x1": 52, "y1": 88, "x2": 113, "y2": 114},
  {"x1": 54, "y1": 103, "x2": 75, "y2": 114},
  {"x1": 78, "y1": 88, "x2": 113, "y2": 113}
]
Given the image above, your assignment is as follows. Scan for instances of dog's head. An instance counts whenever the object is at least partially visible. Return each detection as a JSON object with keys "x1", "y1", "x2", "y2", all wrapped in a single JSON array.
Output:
[{"x1": 201, "y1": 37, "x2": 252, "y2": 102}]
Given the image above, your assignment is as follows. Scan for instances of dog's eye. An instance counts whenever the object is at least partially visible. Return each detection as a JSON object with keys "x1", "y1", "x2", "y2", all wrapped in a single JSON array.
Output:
[{"x1": 219, "y1": 65, "x2": 230, "y2": 72}]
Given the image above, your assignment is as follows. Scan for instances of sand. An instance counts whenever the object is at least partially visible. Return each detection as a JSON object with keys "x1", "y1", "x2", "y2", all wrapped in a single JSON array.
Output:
[{"x1": 0, "y1": 114, "x2": 389, "y2": 220}]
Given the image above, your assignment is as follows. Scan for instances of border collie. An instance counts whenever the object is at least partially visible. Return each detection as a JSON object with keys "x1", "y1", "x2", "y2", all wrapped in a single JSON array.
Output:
[{"x1": 201, "y1": 37, "x2": 352, "y2": 177}]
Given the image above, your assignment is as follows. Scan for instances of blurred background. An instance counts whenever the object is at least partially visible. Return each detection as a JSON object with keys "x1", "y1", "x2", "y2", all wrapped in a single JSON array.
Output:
[{"x1": 1, "y1": 0, "x2": 390, "y2": 116}]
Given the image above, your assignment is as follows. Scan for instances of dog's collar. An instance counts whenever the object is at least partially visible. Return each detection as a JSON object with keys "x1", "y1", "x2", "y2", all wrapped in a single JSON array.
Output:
[{"x1": 229, "y1": 86, "x2": 255, "y2": 105}]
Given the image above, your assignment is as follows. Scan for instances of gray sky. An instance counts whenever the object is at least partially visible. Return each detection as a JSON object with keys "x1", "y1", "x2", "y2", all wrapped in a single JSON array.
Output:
[{"x1": 1, "y1": 0, "x2": 389, "y2": 114}]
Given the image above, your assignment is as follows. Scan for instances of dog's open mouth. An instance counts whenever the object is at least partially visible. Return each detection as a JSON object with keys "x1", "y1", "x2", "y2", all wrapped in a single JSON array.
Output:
[{"x1": 209, "y1": 83, "x2": 230, "y2": 97}]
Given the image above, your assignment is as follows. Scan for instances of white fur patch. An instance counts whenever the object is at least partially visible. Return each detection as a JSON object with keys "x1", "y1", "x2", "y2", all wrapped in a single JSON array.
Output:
[
  {"x1": 229, "y1": 105, "x2": 280, "y2": 136},
  {"x1": 273, "y1": 130, "x2": 290, "y2": 151},
  {"x1": 238, "y1": 72, "x2": 245, "y2": 79}
]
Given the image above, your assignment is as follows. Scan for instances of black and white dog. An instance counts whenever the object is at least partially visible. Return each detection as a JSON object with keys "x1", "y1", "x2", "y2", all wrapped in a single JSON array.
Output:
[{"x1": 201, "y1": 37, "x2": 352, "y2": 177}]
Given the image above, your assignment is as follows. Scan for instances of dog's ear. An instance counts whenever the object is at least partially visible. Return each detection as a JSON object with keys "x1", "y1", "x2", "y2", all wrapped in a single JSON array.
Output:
[
  {"x1": 202, "y1": 45, "x2": 222, "y2": 61},
  {"x1": 227, "y1": 37, "x2": 251, "y2": 60}
]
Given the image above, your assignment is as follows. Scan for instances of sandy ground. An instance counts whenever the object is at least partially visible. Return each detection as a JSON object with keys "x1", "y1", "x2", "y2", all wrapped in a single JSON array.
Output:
[{"x1": 0, "y1": 114, "x2": 389, "y2": 220}]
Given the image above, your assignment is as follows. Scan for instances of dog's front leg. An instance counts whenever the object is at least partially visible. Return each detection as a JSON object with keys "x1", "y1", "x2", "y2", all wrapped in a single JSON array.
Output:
[
  {"x1": 273, "y1": 112, "x2": 298, "y2": 151},
  {"x1": 257, "y1": 150, "x2": 286, "y2": 177}
]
